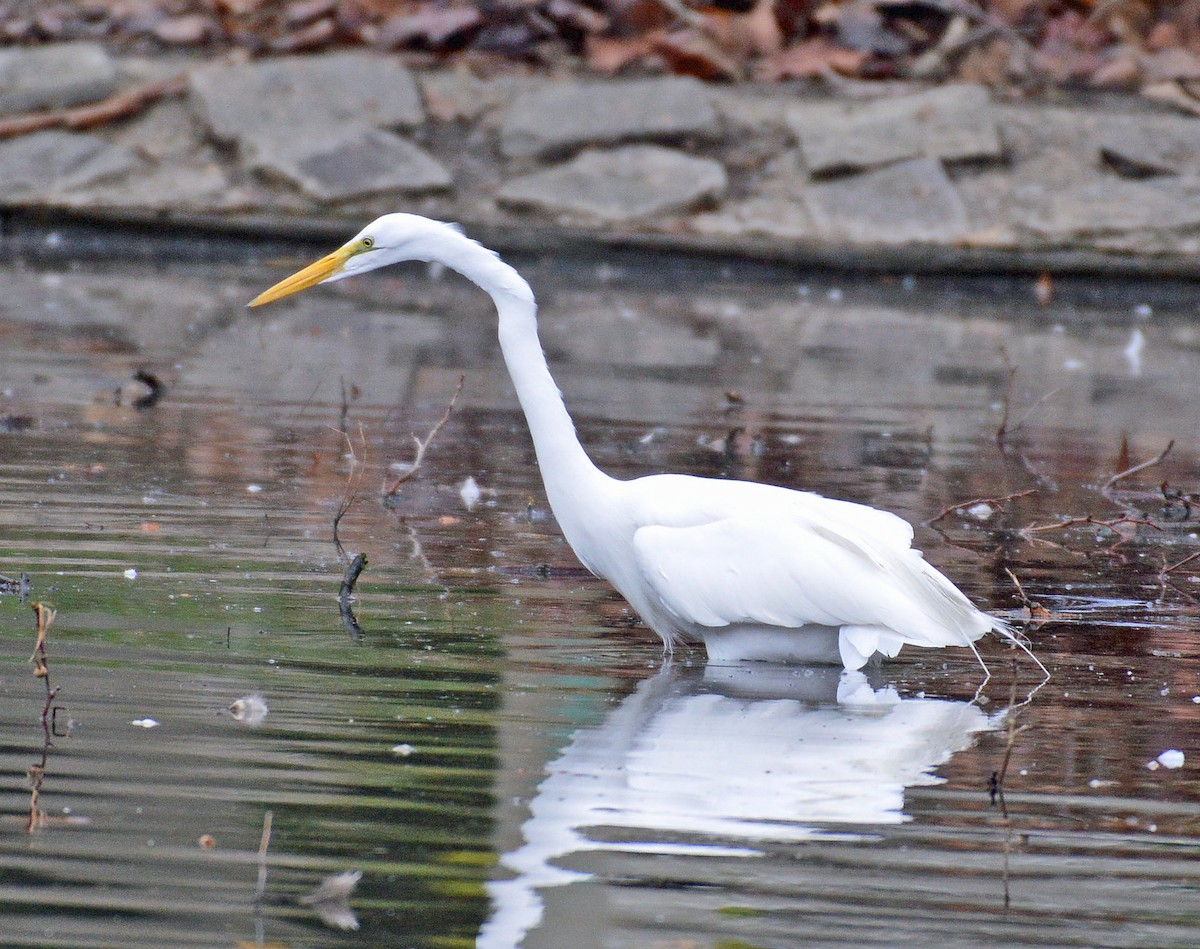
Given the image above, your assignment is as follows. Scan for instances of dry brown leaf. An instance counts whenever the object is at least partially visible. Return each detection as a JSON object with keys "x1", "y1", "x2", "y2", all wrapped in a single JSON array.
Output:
[
  {"x1": 1115, "y1": 433, "x2": 1131, "y2": 475},
  {"x1": 586, "y1": 31, "x2": 662, "y2": 73},
  {"x1": 653, "y1": 27, "x2": 744, "y2": 80},
  {"x1": 703, "y1": 0, "x2": 784, "y2": 60},
  {"x1": 759, "y1": 37, "x2": 868, "y2": 80}
]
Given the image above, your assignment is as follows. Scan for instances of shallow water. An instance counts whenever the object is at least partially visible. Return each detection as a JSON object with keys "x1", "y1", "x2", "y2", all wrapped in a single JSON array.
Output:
[{"x1": 2, "y1": 228, "x2": 1199, "y2": 947}]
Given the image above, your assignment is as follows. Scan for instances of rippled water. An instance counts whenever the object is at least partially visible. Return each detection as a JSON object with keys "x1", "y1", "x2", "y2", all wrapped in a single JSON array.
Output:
[{"x1": 2, "y1": 225, "x2": 1199, "y2": 947}]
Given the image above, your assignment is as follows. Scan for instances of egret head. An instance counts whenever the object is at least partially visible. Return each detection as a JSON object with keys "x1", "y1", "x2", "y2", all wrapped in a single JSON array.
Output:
[{"x1": 248, "y1": 213, "x2": 467, "y2": 307}]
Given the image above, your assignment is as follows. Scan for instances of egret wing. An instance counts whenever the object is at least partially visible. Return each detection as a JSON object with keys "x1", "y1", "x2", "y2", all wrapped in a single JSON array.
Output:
[{"x1": 631, "y1": 514, "x2": 963, "y2": 638}]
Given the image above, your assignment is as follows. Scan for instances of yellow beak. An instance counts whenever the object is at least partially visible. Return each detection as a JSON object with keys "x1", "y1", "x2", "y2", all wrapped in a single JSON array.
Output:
[{"x1": 248, "y1": 244, "x2": 356, "y2": 307}]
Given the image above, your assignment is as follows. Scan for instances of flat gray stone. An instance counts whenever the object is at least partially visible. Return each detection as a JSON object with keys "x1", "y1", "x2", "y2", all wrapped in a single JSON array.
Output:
[
  {"x1": 1013, "y1": 175, "x2": 1200, "y2": 239},
  {"x1": 802, "y1": 157, "x2": 971, "y2": 244},
  {"x1": 61, "y1": 159, "x2": 230, "y2": 211},
  {"x1": 788, "y1": 84, "x2": 1001, "y2": 176},
  {"x1": 189, "y1": 51, "x2": 424, "y2": 155},
  {"x1": 0, "y1": 130, "x2": 144, "y2": 202},
  {"x1": 1096, "y1": 114, "x2": 1200, "y2": 177},
  {"x1": 499, "y1": 77, "x2": 719, "y2": 159},
  {"x1": 497, "y1": 145, "x2": 727, "y2": 222},
  {"x1": 692, "y1": 149, "x2": 815, "y2": 239},
  {"x1": 0, "y1": 42, "x2": 118, "y2": 116},
  {"x1": 257, "y1": 127, "x2": 451, "y2": 201}
]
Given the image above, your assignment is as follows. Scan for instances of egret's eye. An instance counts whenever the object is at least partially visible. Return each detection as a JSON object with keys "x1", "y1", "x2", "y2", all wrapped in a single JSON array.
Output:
[{"x1": 360, "y1": 236, "x2": 374, "y2": 250}]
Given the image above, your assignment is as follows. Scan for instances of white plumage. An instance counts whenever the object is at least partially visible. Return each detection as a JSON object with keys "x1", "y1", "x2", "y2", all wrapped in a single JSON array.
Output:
[{"x1": 250, "y1": 213, "x2": 1018, "y2": 670}]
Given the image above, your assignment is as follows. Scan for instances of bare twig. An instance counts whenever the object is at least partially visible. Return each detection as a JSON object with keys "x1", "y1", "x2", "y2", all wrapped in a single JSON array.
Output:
[
  {"x1": 332, "y1": 423, "x2": 368, "y2": 562},
  {"x1": 927, "y1": 488, "x2": 1039, "y2": 526},
  {"x1": 255, "y1": 810, "x2": 274, "y2": 905},
  {"x1": 1003, "y1": 567, "x2": 1032, "y2": 608},
  {"x1": 382, "y1": 376, "x2": 464, "y2": 499},
  {"x1": 995, "y1": 352, "x2": 1018, "y2": 447},
  {"x1": 27, "y1": 604, "x2": 61, "y2": 833},
  {"x1": 1019, "y1": 512, "x2": 1162, "y2": 539},
  {"x1": 1161, "y1": 550, "x2": 1200, "y2": 577},
  {"x1": 1103, "y1": 439, "x2": 1174, "y2": 492},
  {"x1": 0, "y1": 72, "x2": 188, "y2": 139}
]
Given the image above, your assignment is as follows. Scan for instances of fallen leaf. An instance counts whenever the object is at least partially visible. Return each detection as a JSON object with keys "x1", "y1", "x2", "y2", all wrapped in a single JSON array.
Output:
[
  {"x1": 586, "y1": 32, "x2": 661, "y2": 73},
  {"x1": 759, "y1": 38, "x2": 868, "y2": 80},
  {"x1": 653, "y1": 27, "x2": 744, "y2": 80},
  {"x1": 704, "y1": 0, "x2": 784, "y2": 60}
]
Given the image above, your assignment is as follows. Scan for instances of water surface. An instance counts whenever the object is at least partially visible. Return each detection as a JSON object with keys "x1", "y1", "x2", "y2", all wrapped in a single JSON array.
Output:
[{"x1": 2, "y1": 229, "x2": 1199, "y2": 947}]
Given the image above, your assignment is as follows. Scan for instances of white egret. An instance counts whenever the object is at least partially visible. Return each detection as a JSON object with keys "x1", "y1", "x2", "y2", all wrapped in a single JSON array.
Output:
[{"x1": 250, "y1": 213, "x2": 1029, "y2": 671}]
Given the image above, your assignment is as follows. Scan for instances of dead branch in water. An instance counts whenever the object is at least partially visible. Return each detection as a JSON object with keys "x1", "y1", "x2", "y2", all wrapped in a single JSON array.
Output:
[
  {"x1": 382, "y1": 376, "x2": 464, "y2": 500},
  {"x1": 995, "y1": 352, "x2": 1018, "y2": 447},
  {"x1": 1019, "y1": 512, "x2": 1162, "y2": 542},
  {"x1": 332, "y1": 423, "x2": 368, "y2": 563},
  {"x1": 927, "y1": 489, "x2": 1039, "y2": 526},
  {"x1": 1161, "y1": 550, "x2": 1200, "y2": 577},
  {"x1": 27, "y1": 603, "x2": 61, "y2": 832},
  {"x1": 1102, "y1": 439, "x2": 1174, "y2": 493},
  {"x1": 255, "y1": 810, "x2": 274, "y2": 905}
]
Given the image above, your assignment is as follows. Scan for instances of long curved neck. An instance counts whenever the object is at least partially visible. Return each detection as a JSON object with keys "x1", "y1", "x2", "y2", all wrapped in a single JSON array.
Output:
[{"x1": 443, "y1": 242, "x2": 611, "y2": 513}]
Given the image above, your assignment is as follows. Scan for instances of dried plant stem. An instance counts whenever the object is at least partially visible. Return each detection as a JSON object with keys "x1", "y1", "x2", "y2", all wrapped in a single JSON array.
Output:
[
  {"x1": 1162, "y1": 551, "x2": 1200, "y2": 576},
  {"x1": 1019, "y1": 512, "x2": 1162, "y2": 539},
  {"x1": 1103, "y1": 439, "x2": 1174, "y2": 492},
  {"x1": 255, "y1": 810, "x2": 274, "y2": 904},
  {"x1": 382, "y1": 376, "x2": 464, "y2": 499},
  {"x1": 27, "y1": 604, "x2": 59, "y2": 833},
  {"x1": 332, "y1": 423, "x2": 368, "y2": 562},
  {"x1": 927, "y1": 488, "x2": 1039, "y2": 525}
]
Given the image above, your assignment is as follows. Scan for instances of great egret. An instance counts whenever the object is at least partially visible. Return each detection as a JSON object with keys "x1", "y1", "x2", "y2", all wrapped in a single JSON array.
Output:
[{"x1": 250, "y1": 213, "x2": 1027, "y2": 671}]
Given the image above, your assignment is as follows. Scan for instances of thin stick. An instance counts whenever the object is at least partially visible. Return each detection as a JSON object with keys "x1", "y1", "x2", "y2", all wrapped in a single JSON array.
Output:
[
  {"x1": 382, "y1": 376, "x2": 464, "y2": 498},
  {"x1": 1008, "y1": 387, "x2": 1062, "y2": 438},
  {"x1": 1162, "y1": 551, "x2": 1200, "y2": 576},
  {"x1": 927, "y1": 488, "x2": 1038, "y2": 525},
  {"x1": 255, "y1": 810, "x2": 274, "y2": 905},
  {"x1": 995, "y1": 355, "x2": 1018, "y2": 446},
  {"x1": 1020, "y1": 513, "x2": 1162, "y2": 538},
  {"x1": 332, "y1": 423, "x2": 368, "y2": 562},
  {"x1": 1103, "y1": 439, "x2": 1174, "y2": 492},
  {"x1": 27, "y1": 604, "x2": 59, "y2": 833}
]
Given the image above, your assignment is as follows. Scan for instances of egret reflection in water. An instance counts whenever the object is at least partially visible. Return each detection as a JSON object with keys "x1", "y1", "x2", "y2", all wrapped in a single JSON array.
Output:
[{"x1": 480, "y1": 664, "x2": 997, "y2": 948}]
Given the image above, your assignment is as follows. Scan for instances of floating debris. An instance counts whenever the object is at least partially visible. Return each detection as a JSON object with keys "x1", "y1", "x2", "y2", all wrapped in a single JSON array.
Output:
[
  {"x1": 459, "y1": 475, "x2": 482, "y2": 511},
  {"x1": 130, "y1": 718, "x2": 159, "y2": 729},
  {"x1": 123, "y1": 568, "x2": 138, "y2": 580},
  {"x1": 299, "y1": 869, "x2": 361, "y2": 931},
  {"x1": 131, "y1": 369, "x2": 165, "y2": 410},
  {"x1": 391, "y1": 743, "x2": 415, "y2": 757},
  {"x1": 1147, "y1": 749, "x2": 1185, "y2": 770},
  {"x1": 228, "y1": 694, "x2": 269, "y2": 727}
]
